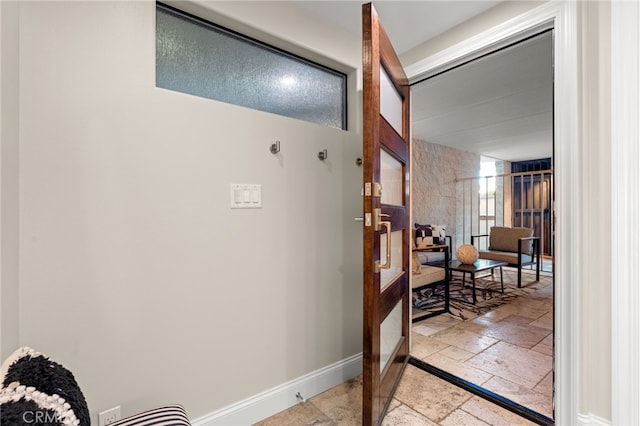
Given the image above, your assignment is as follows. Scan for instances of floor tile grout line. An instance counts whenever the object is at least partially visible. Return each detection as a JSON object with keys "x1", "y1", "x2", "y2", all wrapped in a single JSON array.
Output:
[
  {"x1": 408, "y1": 357, "x2": 555, "y2": 426},
  {"x1": 451, "y1": 346, "x2": 546, "y2": 398},
  {"x1": 457, "y1": 405, "x2": 500, "y2": 426},
  {"x1": 467, "y1": 339, "x2": 553, "y2": 393}
]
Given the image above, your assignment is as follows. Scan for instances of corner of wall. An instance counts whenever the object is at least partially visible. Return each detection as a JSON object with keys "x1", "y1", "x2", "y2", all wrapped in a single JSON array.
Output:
[{"x1": 0, "y1": 0, "x2": 21, "y2": 360}]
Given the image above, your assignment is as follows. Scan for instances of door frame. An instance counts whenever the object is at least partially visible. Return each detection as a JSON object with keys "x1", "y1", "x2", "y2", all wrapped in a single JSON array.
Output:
[
  {"x1": 611, "y1": 1, "x2": 640, "y2": 425},
  {"x1": 404, "y1": 2, "x2": 578, "y2": 424}
]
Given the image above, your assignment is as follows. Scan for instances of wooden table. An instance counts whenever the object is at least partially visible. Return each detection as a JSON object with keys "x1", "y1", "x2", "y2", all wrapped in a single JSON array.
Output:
[
  {"x1": 414, "y1": 244, "x2": 448, "y2": 253},
  {"x1": 447, "y1": 259, "x2": 508, "y2": 304}
]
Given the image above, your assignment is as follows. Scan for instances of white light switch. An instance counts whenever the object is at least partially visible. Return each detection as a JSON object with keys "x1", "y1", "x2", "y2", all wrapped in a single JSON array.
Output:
[
  {"x1": 251, "y1": 187, "x2": 260, "y2": 203},
  {"x1": 230, "y1": 184, "x2": 262, "y2": 209}
]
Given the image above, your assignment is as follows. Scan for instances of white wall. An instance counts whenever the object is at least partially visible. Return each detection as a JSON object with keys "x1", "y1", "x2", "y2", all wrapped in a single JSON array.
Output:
[
  {"x1": 11, "y1": 1, "x2": 363, "y2": 421},
  {"x1": 0, "y1": 0, "x2": 21, "y2": 361}
]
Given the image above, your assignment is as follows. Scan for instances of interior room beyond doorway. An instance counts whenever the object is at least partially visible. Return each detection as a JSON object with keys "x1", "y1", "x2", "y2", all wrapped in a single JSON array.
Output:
[{"x1": 409, "y1": 29, "x2": 554, "y2": 423}]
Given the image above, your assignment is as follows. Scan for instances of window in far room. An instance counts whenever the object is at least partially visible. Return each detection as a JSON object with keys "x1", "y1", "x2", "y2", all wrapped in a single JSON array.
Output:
[
  {"x1": 479, "y1": 156, "x2": 497, "y2": 236},
  {"x1": 156, "y1": 3, "x2": 347, "y2": 130},
  {"x1": 479, "y1": 157, "x2": 497, "y2": 195}
]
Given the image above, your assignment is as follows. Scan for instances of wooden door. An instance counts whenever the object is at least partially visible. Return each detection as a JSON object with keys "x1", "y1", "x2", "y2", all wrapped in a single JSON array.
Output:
[{"x1": 362, "y1": 3, "x2": 411, "y2": 425}]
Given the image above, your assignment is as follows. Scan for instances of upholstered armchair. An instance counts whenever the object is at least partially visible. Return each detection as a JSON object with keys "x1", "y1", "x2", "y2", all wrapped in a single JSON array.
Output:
[{"x1": 471, "y1": 226, "x2": 541, "y2": 288}]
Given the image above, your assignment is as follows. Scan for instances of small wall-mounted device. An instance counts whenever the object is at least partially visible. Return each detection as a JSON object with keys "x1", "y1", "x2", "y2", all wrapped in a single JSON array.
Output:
[{"x1": 230, "y1": 184, "x2": 262, "y2": 209}]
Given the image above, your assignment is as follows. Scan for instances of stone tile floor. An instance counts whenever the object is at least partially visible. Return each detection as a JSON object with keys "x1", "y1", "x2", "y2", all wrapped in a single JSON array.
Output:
[
  {"x1": 411, "y1": 270, "x2": 553, "y2": 419},
  {"x1": 254, "y1": 367, "x2": 539, "y2": 426},
  {"x1": 254, "y1": 270, "x2": 553, "y2": 425}
]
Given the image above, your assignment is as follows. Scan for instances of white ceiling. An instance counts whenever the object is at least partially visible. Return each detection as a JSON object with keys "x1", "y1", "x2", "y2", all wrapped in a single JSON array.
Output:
[
  {"x1": 412, "y1": 31, "x2": 553, "y2": 162},
  {"x1": 289, "y1": 1, "x2": 553, "y2": 162},
  {"x1": 290, "y1": 1, "x2": 502, "y2": 55}
]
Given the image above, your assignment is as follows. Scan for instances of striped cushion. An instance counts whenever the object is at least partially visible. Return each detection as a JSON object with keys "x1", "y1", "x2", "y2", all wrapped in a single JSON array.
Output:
[{"x1": 112, "y1": 404, "x2": 190, "y2": 426}]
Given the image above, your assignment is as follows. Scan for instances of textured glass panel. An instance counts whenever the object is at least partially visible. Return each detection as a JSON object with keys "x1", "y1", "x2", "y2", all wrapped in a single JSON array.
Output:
[
  {"x1": 380, "y1": 149, "x2": 403, "y2": 206},
  {"x1": 156, "y1": 5, "x2": 346, "y2": 129},
  {"x1": 380, "y1": 301, "x2": 403, "y2": 373},
  {"x1": 380, "y1": 230, "x2": 403, "y2": 291},
  {"x1": 380, "y1": 66, "x2": 403, "y2": 135}
]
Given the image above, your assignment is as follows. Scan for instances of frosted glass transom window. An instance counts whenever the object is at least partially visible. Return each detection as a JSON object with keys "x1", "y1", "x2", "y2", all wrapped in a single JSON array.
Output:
[{"x1": 156, "y1": 4, "x2": 347, "y2": 129}]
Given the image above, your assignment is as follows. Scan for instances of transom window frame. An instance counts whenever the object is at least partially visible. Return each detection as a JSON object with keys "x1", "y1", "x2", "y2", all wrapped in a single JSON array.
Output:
[{"x1": 156, "y1": 2, "x2": 348, "y2": 130}]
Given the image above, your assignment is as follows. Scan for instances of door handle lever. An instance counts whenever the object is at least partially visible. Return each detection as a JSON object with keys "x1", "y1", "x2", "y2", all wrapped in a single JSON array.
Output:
[
  {"x1": 355, "y1": 214, "x2": 373, "y2": 226},
  {"x1": 374, "y1": 209, "x2": 391, "y2": 270},
  {"x1": 378, "y1": 220, "x2": 391, "y2": 270}
]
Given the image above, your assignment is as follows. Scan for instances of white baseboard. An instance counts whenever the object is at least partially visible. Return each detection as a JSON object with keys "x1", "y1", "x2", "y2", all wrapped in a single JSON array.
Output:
[
  {"x1": 191, "y1": 353, "x2": 362, "y2": 426},
  {"x1": 577, "y1": 412, "x2": 611, "y2": 426}
]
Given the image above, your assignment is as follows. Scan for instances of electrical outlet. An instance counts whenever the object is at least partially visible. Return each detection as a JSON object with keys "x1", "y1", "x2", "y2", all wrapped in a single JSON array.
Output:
[{"x1": 98, "y1": 406, "x2": 121, "y2": 426}]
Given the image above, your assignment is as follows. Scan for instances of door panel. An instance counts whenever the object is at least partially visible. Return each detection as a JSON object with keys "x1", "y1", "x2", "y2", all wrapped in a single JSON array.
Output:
[
  {"x1": 379, "y1": 66, "x2": 404, "y2": 135},
  {"x1": 362, "y1": 3, "x2": 411, "y2": 425},
  {"x1": 380, "y1": 149, "x2": 404, "y2": 205},
  {"x1": 380, "y1": 301, "x2": 404, "y2": 373}
]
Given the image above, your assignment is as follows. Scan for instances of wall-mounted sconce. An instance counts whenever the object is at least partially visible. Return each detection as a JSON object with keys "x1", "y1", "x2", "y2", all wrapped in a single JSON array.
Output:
[
  {"x1": 270, "y1": 140, "x2": 280, "y2": 154},
  {"x1": 318, "y1": 149, "x2": 328, "y2": 161}
]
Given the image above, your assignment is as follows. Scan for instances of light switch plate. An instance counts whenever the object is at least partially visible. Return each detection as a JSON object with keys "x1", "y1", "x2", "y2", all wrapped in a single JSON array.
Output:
[{"x1": 230, "y1": 184, "x2": 262, "y2": 209}]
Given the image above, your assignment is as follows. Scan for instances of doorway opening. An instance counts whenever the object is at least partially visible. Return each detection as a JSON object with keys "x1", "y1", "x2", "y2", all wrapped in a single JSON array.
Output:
[{"x1": 408, "y1": 29, "x2": 555, "y2": 424}]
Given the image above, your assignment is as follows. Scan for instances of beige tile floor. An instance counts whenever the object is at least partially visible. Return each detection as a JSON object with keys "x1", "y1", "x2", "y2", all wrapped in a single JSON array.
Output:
[
  {"x1": 254, "y1": 366, "x2": 539, "y2": 426},
  {"x1": 411, "y1": 270, "x2": 553, "y2": 419},
  {"x1": 255, "y1": 270, "x2": 553, "y2": 425}
]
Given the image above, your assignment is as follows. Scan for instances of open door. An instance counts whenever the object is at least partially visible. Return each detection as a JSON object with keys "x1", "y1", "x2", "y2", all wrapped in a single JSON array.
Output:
[{"x1": 362, "y1": 3, "x2": 411, "y2": 425}]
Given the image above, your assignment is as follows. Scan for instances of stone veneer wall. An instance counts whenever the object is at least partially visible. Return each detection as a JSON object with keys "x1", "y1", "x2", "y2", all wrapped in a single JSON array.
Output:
[{"x1": 412, "y1": 139, "x2": 480, "y2": 249}]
